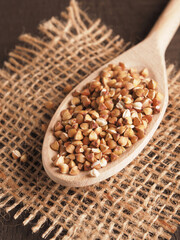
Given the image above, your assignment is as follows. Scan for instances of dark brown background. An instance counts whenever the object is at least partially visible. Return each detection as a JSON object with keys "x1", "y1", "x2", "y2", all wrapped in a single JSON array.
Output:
[{"x1": 0, "y1": 0, "x2": 179, "y2": 239}]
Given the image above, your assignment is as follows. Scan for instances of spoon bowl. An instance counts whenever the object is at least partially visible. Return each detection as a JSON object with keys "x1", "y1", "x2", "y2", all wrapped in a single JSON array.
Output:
[{"x1": 42, "y1": 0, "x2": 180, "y2": 187}]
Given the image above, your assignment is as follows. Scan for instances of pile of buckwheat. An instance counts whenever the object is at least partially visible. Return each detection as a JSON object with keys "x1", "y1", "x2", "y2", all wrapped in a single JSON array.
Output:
[{"x1": 50, "y1": 62, "x2": 163, "y2": 177}]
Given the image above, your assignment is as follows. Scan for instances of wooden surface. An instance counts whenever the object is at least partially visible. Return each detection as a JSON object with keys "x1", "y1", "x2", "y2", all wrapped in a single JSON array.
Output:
[{"x1": 0, "y1": 0, "x2": 179, "y2": 239}]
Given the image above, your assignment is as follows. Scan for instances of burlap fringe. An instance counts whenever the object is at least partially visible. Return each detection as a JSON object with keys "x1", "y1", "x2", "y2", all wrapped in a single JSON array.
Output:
[{"x1": 0, "y1": 0, "x2": 179, "y2": 239}]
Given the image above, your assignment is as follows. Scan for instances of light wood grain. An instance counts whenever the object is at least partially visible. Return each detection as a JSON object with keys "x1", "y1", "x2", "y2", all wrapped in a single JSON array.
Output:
[
  {"x1": 148, "y1": 0, "x2": 180, "y2": 55},
  {"x1": 42, "y1": 0, "x2": 180, "y2": 187}
]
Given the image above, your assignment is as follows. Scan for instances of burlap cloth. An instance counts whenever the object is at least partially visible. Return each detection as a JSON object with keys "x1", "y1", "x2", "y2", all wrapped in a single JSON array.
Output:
[{"x1": 0, "y1": 1, "x2": 179, "y2": 239}]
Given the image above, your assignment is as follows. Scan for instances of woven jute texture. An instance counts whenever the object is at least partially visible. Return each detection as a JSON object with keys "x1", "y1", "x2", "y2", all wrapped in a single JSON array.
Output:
[{"x1": 0, "y1": 1, "x2": 179, "y2": 239}]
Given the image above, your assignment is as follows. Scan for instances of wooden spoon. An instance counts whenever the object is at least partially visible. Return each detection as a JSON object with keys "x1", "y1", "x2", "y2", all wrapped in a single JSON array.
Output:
[{"x1": 42, "y1": 0, "x2": 180, "y2": 187}]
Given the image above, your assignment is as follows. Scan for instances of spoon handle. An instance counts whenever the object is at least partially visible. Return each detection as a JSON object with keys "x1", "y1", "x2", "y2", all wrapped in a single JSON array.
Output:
[{"x1": 147, "y1": 0, "x2": 180, "y2": 55}]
